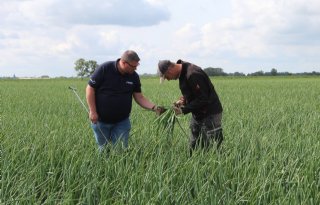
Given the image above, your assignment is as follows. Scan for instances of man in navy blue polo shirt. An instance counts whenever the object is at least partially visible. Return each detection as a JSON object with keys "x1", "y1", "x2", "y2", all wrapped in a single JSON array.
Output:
[{"x1": 86, "y1": 50, "x2": 162, "y2": 151}]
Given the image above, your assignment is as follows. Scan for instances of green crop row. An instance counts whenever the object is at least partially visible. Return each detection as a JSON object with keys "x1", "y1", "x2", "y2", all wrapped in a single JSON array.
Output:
[{"x1": 1, "y1": 77, "x2": 319, "y2": 204}]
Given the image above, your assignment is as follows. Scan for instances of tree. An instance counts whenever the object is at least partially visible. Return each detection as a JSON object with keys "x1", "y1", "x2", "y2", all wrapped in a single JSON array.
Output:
[
  {"x1": 203, "y1": 67, "x2": 226, "y2": 76},
  {"x1": 248, "y1": 70, "x2": 264, "y2": 76},
  {"x1": 87, "y1": 60, "x2": 98, "y2": 76},
  {"x1": 74, "y1": 58, "x2": 98, "y2": 78},
  {"x1": 232, "y1": 72, "x2": 246, "y2": 76},
  {"x1": 271, "y1": 68, "x2": 277, "y2": 76},
  {"x1": 74, "y1": 58, "x2": 87, "y2": 78}
]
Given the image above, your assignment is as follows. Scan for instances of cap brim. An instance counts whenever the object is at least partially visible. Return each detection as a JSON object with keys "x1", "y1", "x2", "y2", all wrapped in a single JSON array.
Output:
[{"x1": 160, "y1": 77, "x2": 165, "y2": 84}]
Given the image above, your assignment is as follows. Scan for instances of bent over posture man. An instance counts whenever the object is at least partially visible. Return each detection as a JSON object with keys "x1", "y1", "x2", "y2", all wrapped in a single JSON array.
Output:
[
  {"x1": 86, "y1": 50, "x2": 161, "y2": 151},
  {"x1": 158, "y1": 59, "x2": 224, "y2": 155}
]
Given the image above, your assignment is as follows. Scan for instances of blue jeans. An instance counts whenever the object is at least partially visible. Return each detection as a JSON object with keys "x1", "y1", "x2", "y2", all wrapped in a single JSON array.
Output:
[{"x1": 91, "y1": 118, "x2": 131, "y2": 151}]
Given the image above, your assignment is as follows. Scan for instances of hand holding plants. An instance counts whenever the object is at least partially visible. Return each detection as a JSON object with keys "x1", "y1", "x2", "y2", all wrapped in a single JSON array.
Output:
[
  {"x1": 155, "y1": 106, "x2": 167, "y2": 116},
  {"x1": 172, "y1": 105, "x2": 183, "y2": 115}
]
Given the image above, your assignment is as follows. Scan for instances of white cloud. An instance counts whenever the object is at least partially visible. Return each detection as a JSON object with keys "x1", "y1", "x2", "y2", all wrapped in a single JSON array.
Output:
[
  {"x1": 1, "y1": 0, "x2": 170, "y2": 28},
  {"x1": 50, "y1": 0, "x2": 169, "y2": 27},
  {"x1": 1, "y1": 0, "x2": 320, "y2": 77},
  {"x1": 99, "y1": 31, "x2": 120, "y2": 48},
  {"x1": 172, "y1": 0, "x2": 320, "y2": 60}
]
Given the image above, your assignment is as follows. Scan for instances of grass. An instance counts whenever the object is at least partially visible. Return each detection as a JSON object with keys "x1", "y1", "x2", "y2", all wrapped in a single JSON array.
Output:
[{"x1": 1, "y1": 76, "x2": 320, "y2": 204}]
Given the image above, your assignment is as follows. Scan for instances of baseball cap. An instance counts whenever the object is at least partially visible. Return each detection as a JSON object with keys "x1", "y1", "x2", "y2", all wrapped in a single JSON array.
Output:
[{"x1": 158, "y1": 60, "x2": 173, "y2": 83}]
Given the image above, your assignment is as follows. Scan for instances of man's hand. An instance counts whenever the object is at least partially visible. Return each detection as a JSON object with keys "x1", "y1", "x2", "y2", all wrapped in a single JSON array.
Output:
[
  {"x1": 172, "y1": 105, "x2": 183, "y2": 115},
  {"x1": 154, "y1": 106, "x2": 167, "y2": 116},
  {"x1": 89, "y1": 111, "x2": 99, "y2": 124},
  {"x1": 173, "y1": 96, "x2": 185, "y2": 107}
]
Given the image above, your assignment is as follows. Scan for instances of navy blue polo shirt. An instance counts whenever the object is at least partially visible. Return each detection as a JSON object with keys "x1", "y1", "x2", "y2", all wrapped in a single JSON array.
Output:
[{"x1": 88, "y1": 59, "x2": 141, "y2": 123}]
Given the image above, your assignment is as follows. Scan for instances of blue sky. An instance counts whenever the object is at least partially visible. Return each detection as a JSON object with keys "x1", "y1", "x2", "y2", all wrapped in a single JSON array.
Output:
[{"x1": 1, "y1": 0, "x2": 320, "y2": 77}]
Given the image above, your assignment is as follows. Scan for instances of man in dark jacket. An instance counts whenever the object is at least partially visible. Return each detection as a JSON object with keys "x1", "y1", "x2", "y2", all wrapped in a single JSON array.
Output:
[{"x1": 158, "y1": 60, "x2": 224, "y2": 154}]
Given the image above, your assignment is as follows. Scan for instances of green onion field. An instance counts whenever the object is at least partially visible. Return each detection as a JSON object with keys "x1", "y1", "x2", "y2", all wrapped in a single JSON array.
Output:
[{"x1": 1, "y1": 76, "x2": 319, "y2": 204}]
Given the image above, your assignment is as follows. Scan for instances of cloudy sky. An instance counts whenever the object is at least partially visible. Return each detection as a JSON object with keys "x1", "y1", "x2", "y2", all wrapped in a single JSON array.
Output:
[{"x1": 1, "y1": 0, "x2": 320, "y2": 77}]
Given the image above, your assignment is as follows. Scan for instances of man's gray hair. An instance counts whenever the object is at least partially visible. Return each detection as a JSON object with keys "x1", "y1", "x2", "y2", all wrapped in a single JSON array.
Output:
[{"x1": 121, "y1": 50, "x2": 140, "y2": 62}]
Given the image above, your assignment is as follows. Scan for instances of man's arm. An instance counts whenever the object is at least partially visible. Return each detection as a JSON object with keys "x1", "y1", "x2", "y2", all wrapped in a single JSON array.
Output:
[
  {"x1": 86, "y1": 85, "x2": 98, "y2": 123},
  {"x1": 133, "y1": 92, "x2": 156, "y2": 111},
  {"x1": 182, "y1": 74, "x2": 211, "y2": 114}
]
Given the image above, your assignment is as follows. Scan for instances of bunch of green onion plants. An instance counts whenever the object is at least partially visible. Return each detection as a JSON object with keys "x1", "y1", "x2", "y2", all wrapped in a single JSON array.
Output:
[{"x1": 153, "y1": 106, "x2": 187, "y2": 139}]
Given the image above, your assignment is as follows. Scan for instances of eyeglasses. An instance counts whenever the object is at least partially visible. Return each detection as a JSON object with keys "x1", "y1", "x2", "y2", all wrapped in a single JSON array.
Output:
[{"x1": 125, "y1": 61, "x2": 140, "y2": 68}]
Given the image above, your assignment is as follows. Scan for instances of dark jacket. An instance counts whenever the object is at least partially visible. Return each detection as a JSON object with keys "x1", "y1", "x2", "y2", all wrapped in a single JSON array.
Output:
[{"x1": 178, "y1": 60, "x2": 223, "y2": 120}]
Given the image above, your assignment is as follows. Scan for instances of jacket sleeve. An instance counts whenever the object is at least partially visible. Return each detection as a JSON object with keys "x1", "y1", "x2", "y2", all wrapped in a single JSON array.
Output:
[{"x1": 181, "y1": 73, "x2": 212, "y2": 114}]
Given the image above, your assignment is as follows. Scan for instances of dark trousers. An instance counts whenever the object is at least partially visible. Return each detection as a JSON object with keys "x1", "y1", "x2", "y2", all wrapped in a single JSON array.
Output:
[{"x1": 189, "y1": 112, "x2": 223, "y2": 154}]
